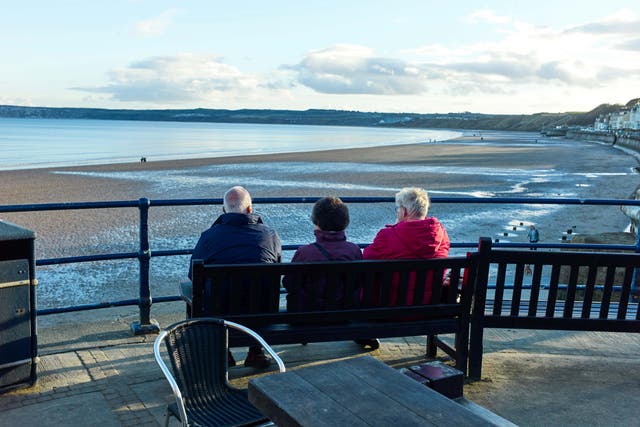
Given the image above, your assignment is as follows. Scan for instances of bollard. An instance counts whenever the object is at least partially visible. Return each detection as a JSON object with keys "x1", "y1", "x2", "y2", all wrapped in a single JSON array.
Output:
[
  {"x1": 503, "y1": 232, "x2": 508, "y2": 236},
  {"x1": 567, "y1": 229, "x2": 572, "y2": 234}
]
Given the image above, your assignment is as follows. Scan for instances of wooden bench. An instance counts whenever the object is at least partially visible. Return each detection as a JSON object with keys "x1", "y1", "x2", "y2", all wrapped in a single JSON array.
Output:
[
  {"x1": 469, "y1": 237, "x2": 640, "y2": 379},
  {"x1": 187, "y1": 241, "x2": 488, "y2": 375}
]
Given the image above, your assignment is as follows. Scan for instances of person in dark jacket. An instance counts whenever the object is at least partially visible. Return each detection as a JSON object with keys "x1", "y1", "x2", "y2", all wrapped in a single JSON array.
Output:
[
  {"x1": 363, "y1": 187, "x2": 450, "y2": 305},
  {"x1": 283, "y1": 196, "x2": 362, "y2": 311},
  {"x1": 185, "y1": 186, "x2": 281, "y2": 369},
  {"x1": 283, "y1": 196, "x2": 378, "y2": 349}
]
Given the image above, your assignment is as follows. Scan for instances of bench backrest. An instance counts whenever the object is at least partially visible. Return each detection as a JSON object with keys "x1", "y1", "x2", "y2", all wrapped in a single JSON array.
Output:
[
  {"x1": 190, "y1": 255, "x2": 481, "y2": 325},
  {"x1": 468, "y1": 242, "x2": 640, "y2": 379},
  {"x1": 473, "y1": 247, "x2": 640, "y2": 331}
]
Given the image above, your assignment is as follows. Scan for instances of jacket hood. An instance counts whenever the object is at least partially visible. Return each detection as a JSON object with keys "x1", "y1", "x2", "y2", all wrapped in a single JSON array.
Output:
[
  {"x1": 388, "y1": 217, "x2": 449, "y2": 258},
  {"x1": 314, "y1": 229, "x2": 347, "y2": 243}
]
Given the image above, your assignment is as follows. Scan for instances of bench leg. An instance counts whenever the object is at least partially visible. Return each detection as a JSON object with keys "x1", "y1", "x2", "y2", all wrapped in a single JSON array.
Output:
[{"x1": 427, "y1": 335, "x2": 437, "y2": 358}]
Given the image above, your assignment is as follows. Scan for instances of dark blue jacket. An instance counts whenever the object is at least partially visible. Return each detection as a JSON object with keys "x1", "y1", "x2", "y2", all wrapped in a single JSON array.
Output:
[{"x1": 188, "y1": 212, "x2": 281, "y2": 279}]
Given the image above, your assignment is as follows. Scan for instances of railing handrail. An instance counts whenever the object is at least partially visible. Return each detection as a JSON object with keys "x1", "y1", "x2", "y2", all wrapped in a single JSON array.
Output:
[
  {"x1": 4, "y1": 196, "x2": 640, "y2": 213},
  {"x1": 3, "y1": 196, "x2": 639, "y2": 333}
]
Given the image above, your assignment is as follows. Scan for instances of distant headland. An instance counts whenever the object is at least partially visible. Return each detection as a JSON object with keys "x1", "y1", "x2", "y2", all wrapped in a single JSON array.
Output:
[{"x1": 1, "y1": 98, "x2": 638, "y2": 132}]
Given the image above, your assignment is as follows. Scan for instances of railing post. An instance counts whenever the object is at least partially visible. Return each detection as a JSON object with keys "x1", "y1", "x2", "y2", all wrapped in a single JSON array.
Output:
[
  {"x1": 131, "y1": 197, "x2": 160, "y2": 335},
  {"x1": 468, "y1": 236, "x2": 492, "y2": 380},
  {"x1": 633, "y1": 232, "x2": 640, "y2": 302}
]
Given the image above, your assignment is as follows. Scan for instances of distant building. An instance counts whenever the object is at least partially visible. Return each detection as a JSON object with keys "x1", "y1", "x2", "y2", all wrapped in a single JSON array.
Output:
[
  {"x1": 594, "y1": 113, "x2": 610, "y2": 130},
  {"x1": 593, "y1": 101, "x2": 640, "y2": 131},
  {"x1": 609, "y1": 109, "x2": 630, "y2": 130},
  {"x1": 630, "y1": 103, "x2": 640, "y2": 130}
]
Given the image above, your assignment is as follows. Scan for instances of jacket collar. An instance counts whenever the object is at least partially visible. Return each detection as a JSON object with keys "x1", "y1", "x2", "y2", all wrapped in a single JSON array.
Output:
[
  {"x1": 213, "y1": 212, "x2": 263, "y2": 226},
  {"x1": 314, "y1": 229, "x2": 347, "y2": 242}
]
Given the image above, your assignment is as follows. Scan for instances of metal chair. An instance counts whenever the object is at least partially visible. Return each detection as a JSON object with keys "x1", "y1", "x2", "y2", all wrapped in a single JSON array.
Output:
[{"x1": 154, "y1": 318, "x2": 285, "y2": 427}]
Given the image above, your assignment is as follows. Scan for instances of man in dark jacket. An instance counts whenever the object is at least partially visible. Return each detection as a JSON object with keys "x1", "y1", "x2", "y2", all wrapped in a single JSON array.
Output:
[{"x1": 186, "y1": 186, "x2": 281, "y2": 368}]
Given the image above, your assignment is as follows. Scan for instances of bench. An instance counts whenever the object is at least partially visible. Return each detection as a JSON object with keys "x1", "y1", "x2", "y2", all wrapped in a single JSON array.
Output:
[
  {"x1": 187, "y1": 241, "x2": 488, "y2": 375},
  {"x1": 468, "y1": 237, "x2": 640, "y2": 379}
]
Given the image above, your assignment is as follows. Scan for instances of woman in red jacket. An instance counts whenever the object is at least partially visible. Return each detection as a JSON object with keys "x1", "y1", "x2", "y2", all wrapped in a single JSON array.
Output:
[{"x1": 363, "y1": 187, "x2": 450, "y2": 306}]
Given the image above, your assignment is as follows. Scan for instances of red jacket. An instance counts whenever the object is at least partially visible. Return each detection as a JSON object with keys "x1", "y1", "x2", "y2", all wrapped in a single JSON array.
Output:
[{"x1": 363, "y1": 217, "x2": 450, "y2": 305}]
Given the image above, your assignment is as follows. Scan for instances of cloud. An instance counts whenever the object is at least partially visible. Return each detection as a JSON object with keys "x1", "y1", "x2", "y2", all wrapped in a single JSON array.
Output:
[
  {"x1": 618, "y1": 38, "x2": 640, "y2": 50},
  {"x1": 289, "y1": 45, "x2": 428, "y2": 95},
  {"x1": 463, "y1": 9, "x2": 512, "y2": 25},
  {"x1": 442, "y1": 54, "x2": 537, "y2": 80},
  {"x1": 134, "y1": 9, "x2": 179, "y2": 37},
  {"x1": 73, "y1": 54, "x2": 260, "y2": 102},
  {"x1": 566, "y1": 9, "x2": 639, "y2": 35},
  {"x1": 400, "y1": 8, "x2": 640, "y2": 95}
]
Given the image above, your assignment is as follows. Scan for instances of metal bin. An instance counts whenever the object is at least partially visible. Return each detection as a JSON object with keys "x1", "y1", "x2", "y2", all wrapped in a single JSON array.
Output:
[{"x1": 0, "y1": 220, "x2": 37, "y2": 392}]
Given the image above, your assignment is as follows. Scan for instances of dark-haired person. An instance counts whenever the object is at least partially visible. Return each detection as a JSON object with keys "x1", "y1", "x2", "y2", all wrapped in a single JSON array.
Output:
[
  {"x1": 283, "y1": 197, "x2": 378, "y2": 349},
  {"x1": 283, "y1": 196, "x2": 361, "y2": 309}
]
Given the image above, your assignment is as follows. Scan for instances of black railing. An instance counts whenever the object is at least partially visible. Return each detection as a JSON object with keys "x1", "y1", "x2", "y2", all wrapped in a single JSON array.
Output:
[{"x1": 2, "y1": 196, "x2": 640, "y2": 334}]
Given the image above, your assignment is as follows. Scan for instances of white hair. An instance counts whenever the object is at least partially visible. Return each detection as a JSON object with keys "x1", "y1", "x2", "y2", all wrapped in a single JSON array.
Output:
[
  {"x1": 395, "y1": 187, "x2": 429, "y2": 219},
  {"x1": 223, "y1": 186, "x2": 252, "y2": 213}
]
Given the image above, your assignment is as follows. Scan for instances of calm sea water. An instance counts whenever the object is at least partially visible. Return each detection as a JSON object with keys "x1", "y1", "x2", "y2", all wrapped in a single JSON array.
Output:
[{"x1": 0, "y1": 118, "x2": 460, "y2": 170}]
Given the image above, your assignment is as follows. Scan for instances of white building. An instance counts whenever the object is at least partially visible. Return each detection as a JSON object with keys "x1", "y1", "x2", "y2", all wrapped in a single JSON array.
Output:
[
  {"x1": 629, "y1": 103, "x2": 640, "y2": 130},
  {"x1": 594, "y1": 114, "x2": 610, "y2": 130},
  {"x1": 610, "y1": 110, "x2": 630, "y2": 130},
  {"x1": 593, "y1": 102, "x2": 640, "y2": 131}
]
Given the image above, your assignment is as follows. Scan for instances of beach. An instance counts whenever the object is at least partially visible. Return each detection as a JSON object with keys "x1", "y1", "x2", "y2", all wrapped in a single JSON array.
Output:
[{"x1": 1, "y1": 130, "x2": 639, "y2": 307}]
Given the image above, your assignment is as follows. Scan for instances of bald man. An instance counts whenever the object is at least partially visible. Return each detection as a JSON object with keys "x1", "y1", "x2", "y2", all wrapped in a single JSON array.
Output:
[{"x1": 186, "y1": 186, "x2": 281, "y2": 368}]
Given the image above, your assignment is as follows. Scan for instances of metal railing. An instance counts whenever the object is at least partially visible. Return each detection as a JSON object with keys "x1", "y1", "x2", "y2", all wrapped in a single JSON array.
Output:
[{"x1": 2, "y1": 196, "x2": 640, "y2": 334}]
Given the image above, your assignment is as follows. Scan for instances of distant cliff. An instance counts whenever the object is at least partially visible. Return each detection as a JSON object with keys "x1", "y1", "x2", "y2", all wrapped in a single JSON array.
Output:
[{"x1": 0, "y1": 102, "x2": 627, "y2": 132}]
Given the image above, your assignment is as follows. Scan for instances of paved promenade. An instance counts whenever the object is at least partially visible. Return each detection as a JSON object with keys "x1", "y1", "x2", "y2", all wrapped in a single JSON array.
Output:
[{"x1": 1, "y1": 305, "x2": 639, "y2": 426}]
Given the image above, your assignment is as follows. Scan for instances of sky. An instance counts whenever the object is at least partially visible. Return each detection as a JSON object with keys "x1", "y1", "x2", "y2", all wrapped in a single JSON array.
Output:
[{"x1": 1, "y1": 1, "x2": 639, "y2": 114}]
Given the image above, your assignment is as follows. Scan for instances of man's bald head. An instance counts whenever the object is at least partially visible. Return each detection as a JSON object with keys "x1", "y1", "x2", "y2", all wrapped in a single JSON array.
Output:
[{"x1": 223, "y1": 186, "x2": 252, "y2": 213}]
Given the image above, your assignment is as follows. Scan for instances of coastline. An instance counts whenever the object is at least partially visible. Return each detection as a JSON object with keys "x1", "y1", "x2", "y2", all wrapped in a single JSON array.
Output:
[{"x1": 0, "y1": 130, "x2": 564, "y2": 204}]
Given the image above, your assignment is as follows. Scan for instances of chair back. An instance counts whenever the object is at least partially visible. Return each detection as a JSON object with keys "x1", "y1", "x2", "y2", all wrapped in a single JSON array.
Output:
[{"x1": 163, "y1": 319, "x2": 230, "y2": 403}]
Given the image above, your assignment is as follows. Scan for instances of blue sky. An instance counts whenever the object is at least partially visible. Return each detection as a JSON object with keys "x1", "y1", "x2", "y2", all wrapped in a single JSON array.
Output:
[{"x1": 1, "y1": 1, "x2": 639, "y2": 114}]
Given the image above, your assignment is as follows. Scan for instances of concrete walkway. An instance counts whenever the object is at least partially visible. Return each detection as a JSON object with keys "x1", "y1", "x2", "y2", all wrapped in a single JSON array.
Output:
[{"x1": 1, "y1": 305, "x2": 639, "y2": 426}]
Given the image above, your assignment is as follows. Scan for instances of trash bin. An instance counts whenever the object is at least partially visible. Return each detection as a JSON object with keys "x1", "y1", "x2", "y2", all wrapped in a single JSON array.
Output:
[{"x1": 0, "y1": 220, "x2": 37, "y2": 393}]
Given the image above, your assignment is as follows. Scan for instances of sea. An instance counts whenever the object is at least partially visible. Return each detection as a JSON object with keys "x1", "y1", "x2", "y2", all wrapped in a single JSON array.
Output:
[
  {"x1": 0, "y1": 118, "x2": 460, "y2": 170},
  {"x1": 1, "y1": 117, "x2": 638, "y2": 309}
]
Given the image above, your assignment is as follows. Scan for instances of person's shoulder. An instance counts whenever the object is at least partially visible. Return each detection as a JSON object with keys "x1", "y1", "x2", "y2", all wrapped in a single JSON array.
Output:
[{"x1": 291, "y1": 243, "x2": 321, "y2": 262}]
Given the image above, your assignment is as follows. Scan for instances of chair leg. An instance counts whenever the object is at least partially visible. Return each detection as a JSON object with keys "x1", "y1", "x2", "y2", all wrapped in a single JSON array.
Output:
[
  {"x1": 427, "y1": 335, "x2": 437, "y2": 358},
  {"x1": 164, "y1": 412, "x2": 170, "y2": 427}
]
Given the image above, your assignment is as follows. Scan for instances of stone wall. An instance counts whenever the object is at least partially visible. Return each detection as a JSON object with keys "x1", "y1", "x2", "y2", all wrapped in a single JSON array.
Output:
[{"x1": 566, "y1": 130, "x2": 640, "y2": 152}]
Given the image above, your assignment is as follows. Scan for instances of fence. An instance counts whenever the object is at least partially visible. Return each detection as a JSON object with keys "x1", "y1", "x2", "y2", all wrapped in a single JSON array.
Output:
[{"x1": 2, "y1": 196, "x2": 640, "y2": 334}]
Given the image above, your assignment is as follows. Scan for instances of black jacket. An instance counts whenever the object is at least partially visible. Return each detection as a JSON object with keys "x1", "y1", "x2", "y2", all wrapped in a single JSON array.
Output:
[{"x1": 188, "y1": 212, "x2": 281, "y2": 279}]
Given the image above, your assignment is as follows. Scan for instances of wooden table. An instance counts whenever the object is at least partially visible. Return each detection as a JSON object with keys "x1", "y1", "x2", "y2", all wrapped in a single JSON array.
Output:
[{"x1": 248, "y1": 356, "x2": 494, "y2": 427}]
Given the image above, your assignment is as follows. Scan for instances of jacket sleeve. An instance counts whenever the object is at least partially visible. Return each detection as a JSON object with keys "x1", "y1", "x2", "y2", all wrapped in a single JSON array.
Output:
[
  {"x1": 188, "y1": 232, "x2": 207, "y2": 280},
  {"x1": 362, "y1": 228, "x2": 390, "y2": 259},
  {"x1": 282, "y1": 248, "x2": 303, "y2": 291},
  {"x1": 272, "y1": 231, "x2": 283, "y2": 263}
]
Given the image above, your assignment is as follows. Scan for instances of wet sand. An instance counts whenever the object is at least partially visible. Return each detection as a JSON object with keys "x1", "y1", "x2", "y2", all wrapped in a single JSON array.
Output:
[{"x1": 1, "y1": 131, "x2": 638, "y2": 247}]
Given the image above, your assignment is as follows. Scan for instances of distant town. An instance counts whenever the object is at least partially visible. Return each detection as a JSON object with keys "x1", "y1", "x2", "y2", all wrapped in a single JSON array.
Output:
[{"x1": 594, "y1": 101, "x2": 640, "y2": 131}]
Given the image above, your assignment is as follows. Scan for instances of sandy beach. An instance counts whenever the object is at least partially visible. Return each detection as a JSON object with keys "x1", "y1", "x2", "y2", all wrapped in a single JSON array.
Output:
[{"x1": 1, "y1": 130, "x2": 639, "y2": 307}]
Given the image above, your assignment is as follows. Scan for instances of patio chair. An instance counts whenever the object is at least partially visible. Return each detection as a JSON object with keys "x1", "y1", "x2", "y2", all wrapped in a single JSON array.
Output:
[{"x1": 154, "y1": 318, "x2": 285, "y2": 427}]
